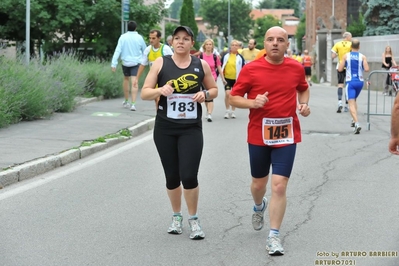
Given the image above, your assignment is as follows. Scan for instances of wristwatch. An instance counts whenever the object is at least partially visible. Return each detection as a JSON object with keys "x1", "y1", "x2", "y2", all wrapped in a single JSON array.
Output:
[{"x1": 203, "y1": 90, "x2": 210, "y2": 100}]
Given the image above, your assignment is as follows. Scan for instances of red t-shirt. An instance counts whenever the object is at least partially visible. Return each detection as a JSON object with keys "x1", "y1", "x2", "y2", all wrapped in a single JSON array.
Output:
[{"x1": 231, "y1": 57, "x2": 308, "y2": 146}]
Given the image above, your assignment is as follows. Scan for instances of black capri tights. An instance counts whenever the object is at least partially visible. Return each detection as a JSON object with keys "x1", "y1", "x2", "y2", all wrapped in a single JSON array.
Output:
[{"x1": 153, "y1": 124, "x2": 203, "y2": 190}]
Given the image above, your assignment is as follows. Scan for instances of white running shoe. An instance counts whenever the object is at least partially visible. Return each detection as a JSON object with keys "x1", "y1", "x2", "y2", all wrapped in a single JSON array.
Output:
[
  {"x1": 188, "y1": 218, "x2": 205, "y2": 240},
  {"x1": 354, "y1": 124, "x2": 361, "y2": 134},
  {"x1": 122, "y1": 100, "x2": 130, "y2": 108},
  {"x1": 266, "y1": 235, "x2": 285, "y2": 255},
  {"x1": 252, "y1": 197, "x2": 268, "y2": 231},
  {"x1": 167, "y1": 215, "x2": 183, "y2": 234}
]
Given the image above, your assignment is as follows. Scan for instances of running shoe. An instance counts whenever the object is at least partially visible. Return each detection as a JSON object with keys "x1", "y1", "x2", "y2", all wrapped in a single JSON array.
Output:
[
  {"x1": 351, "y1": 120, "x2": 355, "y2": 127},
  {"x1": 167, "y1": 215, "x2": 183, "y2": 234},
  {"x1": 230, "y1": 112, "x2": 236, "y2": 119},
  {"x1": 266, "y1": 235, "x2": 285, "y2": 255},
  {"x1": 130, "y1": 104, "x2": 136, "y2": 111},
  {"x1": 354, "y1": 124, "x2": 361, "y2": 134},
  {"x1": 252, "y1": 197, "x2": 268, "y2": 231},
  {"x1": 207, "y1": 114, "x2": 212, "y2": 122},
  {"x1": 224, "y1": 111, "x2": 229, "y2": 119},
  {"x1": 344, "y1": 106, "x2": 349, "y2": 112},
  {"x1": 337, "y1": 104, "x2": 343, "y2": 113},
  {"x1": 122, "y1": 100, "x2": 130, "y2": 108},
  {"x1": 188, "y1": 218, "x2": 205, "y2": 240}
]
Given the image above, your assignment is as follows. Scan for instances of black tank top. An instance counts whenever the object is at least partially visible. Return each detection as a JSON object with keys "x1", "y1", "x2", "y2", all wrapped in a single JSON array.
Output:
[
  {"x1": 156, "y1": 55, "x2": 205, "y2": 125},
  {"x1": 382, "y1": 56, "x2": 392, "y2": 69}
]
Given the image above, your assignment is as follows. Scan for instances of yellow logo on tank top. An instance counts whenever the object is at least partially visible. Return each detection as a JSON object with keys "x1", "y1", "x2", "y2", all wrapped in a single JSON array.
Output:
[{"x1": 167, "y1": 74, "x2": 199, "y2": 93}]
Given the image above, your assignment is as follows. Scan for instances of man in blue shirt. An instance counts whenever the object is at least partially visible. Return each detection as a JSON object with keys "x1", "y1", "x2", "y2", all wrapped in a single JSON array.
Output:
[
  {"x1": 111, "y1": 21, "x2": 146, "y2": 111},
  {"x1": 338, "y1": 39, "x2": 370, "y2": 134}
]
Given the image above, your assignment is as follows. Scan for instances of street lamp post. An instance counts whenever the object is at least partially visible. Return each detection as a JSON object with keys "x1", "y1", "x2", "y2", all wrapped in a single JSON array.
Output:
[
  {"x1": 227, "y1": 0, "x2": 230, "y2": 46},
  {"x1": 26, "y1": 0, "x2": 30, "y2": 64}
]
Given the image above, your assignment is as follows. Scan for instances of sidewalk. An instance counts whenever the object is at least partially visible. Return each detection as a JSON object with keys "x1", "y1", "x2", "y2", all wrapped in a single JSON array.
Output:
[{"x1": 0, "y1": 97, "x2": 156, "y2": 188}]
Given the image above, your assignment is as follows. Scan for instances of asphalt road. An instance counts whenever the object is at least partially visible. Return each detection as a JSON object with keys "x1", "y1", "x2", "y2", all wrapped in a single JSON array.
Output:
[{"x1": 1, "y1": 83, "x2": 398, "y2": 266}]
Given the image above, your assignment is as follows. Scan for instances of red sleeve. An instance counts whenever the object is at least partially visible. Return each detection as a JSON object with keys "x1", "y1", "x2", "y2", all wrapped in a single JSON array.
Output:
[
  {"x1": 231, "y1": 66, "x2": 252, "y2": 96},
  {"x1": 297, "y1": 65, "x2": 309, "y2": 92}
]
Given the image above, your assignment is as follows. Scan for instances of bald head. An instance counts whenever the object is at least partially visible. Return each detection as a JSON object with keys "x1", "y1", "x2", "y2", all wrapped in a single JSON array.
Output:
[
  {"x1": 351, "y1": 39, "x2": 360, "y2": 50},
  {"x1": 265, "y1": 26, "x2": 288, "y2": 40},
  {"x1": 264, "y1": 26, "x2": 290, "y2": 63}
]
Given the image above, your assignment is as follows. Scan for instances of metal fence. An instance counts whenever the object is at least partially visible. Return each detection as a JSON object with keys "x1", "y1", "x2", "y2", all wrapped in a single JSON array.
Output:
[{"x1": 366, "y1": 69, "x2": 399, "y2": 130}]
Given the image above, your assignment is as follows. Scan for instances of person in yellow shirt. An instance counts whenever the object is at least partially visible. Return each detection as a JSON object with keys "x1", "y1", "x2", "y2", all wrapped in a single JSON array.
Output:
[
  {"x1": 135, "y1": 29, "x2": 173, "y2": 108},
  {"x1": 331, "y1": 31, "x2": 352, "y2": 113},
  {"x1": 221, "y1": 40, "x2": 245, "y2": 119},
  {"x1": 237, "y1": 41, "x2": 243, "y2": 55},
  {"x1": 241, "y1": 39, "x2": 260, "y2": 63},
  {"x1": 295, "y1": 52, "x2": 303, "y2": 63}
]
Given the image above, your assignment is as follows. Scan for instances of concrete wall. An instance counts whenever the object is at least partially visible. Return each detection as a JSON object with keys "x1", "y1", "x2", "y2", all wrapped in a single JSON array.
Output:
[{"x1": 329, "y1": 34, "x2": 399, "y2": 86}]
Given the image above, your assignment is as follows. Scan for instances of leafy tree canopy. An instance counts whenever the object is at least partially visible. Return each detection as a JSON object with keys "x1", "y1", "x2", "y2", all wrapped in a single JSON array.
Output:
[
  {"x1": 0, "y1": 0, "x2": 166, "y2": 57},
  {"x1": 168, "y1": 0, "x2": 200, "y2": 19},
  {"x1": 361, "y1": 0, "x2": 399, "y2": 36},
  {"x1": 253, "y1": 15, "x2": 281, "y2": 49},
  {"x1": 180, "y1": 0, "x2": 199, "y2": 49},
  {"x1": 346, "y1": 13, "x2": 366, "y2": 37},
  {"x1": 255, "y1": 0, "x2": 300, "y2": 17},
  {"x1": 256, "y1": 0, "x2": 274, "y2": 9},
  {"x1": 200, "y1": 0, "x2": 253, "y2": 43},
  {"x1": 274, "y1": 0, "x2": 299, "y2": 17}
]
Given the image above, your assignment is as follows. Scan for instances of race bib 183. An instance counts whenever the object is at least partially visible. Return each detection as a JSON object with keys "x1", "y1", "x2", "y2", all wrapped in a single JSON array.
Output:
[
  {"x1": 262, "y1": 117, "x2": 294, "y2": 145},
  {"x1": 166, "y1": 93, "x2": 197, "y2": 119}
]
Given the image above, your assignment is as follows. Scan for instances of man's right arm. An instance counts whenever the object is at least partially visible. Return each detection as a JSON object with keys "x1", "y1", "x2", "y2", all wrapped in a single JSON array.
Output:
[
  {"x1": 389, "y1": 94, "x2": 399, "y2": 154},
  {"x1": 134, "y1": 47, "x2": 150, "y2": 86},
  {"x1": 111, "y1": 38, "x2": 122, "y2": 69}
]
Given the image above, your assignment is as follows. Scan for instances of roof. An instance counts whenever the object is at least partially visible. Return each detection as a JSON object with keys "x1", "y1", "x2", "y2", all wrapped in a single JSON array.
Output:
[{"x1": 250, "y1": 9, "x2": 295, "y2": 20}]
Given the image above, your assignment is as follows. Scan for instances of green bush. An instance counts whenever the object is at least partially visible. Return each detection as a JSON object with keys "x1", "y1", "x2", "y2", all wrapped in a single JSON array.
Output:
[{"x1": 0, "y1": 54, "x2": 134, "y2": 128}]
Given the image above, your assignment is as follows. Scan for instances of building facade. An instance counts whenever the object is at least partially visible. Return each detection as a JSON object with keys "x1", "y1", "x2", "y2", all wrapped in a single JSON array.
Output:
[
  {"x1": 305, "y1": 0, "x2": 348, "y2": 51},
  {"x1": 305, "y1": 0, "x2": 361, "y2": 51}
]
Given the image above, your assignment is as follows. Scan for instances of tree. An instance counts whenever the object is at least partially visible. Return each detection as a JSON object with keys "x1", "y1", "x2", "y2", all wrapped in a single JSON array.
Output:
[
  {"x1": 0, "y1": 0, "x2": 166, "y2": 58},
  {"x1": 180, "y1": 0, "x2": 199, "y2": 49},
  {"x1": 165, "y1": 23, "x2": 177, "y2": 41},
  {"x1": 200, "y1": 0, "x2": 253, "y2": 43},
  {"x1": 169, "y1": 0, "x2": 183, "y2": 19},
  {"x1": 256, "y1": 0, "x2": 274, "y2": 9},
  {"x1": 346, "y1": 13, "x2": 366, "y2": 37},
  {"x1": 169, "y1": 0, "x2": 200, "y2": 19},
  {"x1": 274, "y1": 0, "x2": 299, "y2": 17},
  {"x1": 361, "y1": 0, "x2": 399, "y2": 36},
  {"x1": 295, "y1": 15, "x2": 305, "y2": 52},
  {"x1": 253, "y1": 15, "x2": 281, "y2": 49}
]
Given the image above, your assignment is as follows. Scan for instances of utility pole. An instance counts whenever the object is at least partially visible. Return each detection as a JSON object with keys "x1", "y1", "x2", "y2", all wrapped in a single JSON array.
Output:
[
  {"x1": 228, "y1": 0, "x2": 231, "y2": 46},
  {"x1": 26, "y1": 0, "x2": 30, "y2": 64}
]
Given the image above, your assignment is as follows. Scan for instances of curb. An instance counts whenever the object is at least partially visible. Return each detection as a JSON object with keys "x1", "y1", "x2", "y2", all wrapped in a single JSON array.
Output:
[{"x1": 0, "y1": 118, "x2": 155, "y2": 189}]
